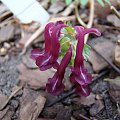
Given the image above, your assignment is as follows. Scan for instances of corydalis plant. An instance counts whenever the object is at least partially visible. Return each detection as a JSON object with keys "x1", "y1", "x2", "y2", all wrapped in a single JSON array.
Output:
[{"x1": 31, "y1": 21, "x2": 101, "y2": 96}]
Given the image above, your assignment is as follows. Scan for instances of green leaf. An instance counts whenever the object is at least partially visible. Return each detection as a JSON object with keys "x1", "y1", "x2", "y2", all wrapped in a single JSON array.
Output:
[
  {"x1": 51, "y1": 0, "x2": 56, "y2": 4},
  {"x1": 60, "y1": 37, "x2": 70, "y2": 57},
  {"x1": 83, "y1": 44, "x2": 91, "y2": 61},
  {"x1": 65, "y1": 0, "x2": 72, "y2": 5},
  {"x1": 97, "y1": 0, "x2": 104, "y2": 7},
  {"x1": 104, "y1": 0, "x2": 111, "y2": 5},
  {"x1": 80, "y1": 0, "x2": 88, "y2": 6},
  {"x1": 65, "y1": 26, "x2": 75, "y2": 34},
  {"x1": 70, "y1": 45, "x2": 76, "y2": 65},
  {"x1": 66, "y1": 21, "x2": 72, "y2": 26}
]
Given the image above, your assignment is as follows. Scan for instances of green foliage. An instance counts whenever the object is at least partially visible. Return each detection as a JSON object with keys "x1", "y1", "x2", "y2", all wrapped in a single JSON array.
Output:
[
  {"x1": 80, "y1": 0, "x2": 88, "y2": 6},
  {"x1": 65, "y1": 0, "x2": 73, "y2": 5},
  {"x1": 97, "y1": 0, "x2": 104, "y2": 7},
  {"x1": 51, "y1": 0, "x2": 111, "y2": 7},
  {"x1": 51, "y1": 0, "x2": 56, "y2": 4},
  {"x1": 97, "y1": 0, "x2": 111, "y2": 7},
  {"x1": 60, "y1": 26, "x2": 91, "y2": 65},
  {"x1": 83, "y1": 44, "x2": 91, "y2": 61},
  {"x1": 104, "y1": 0, "x2": 111, "y2": 5},
  {"x1": 79, "y1": 0, "x2": 111, "y2": 7}
]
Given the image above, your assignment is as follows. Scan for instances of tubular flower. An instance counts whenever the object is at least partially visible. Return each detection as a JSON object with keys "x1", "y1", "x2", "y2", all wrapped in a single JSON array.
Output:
[
  {"x1": 46, "y1": 45, "x2": 72, "y2": 96},
  {"x1": 70, "y1": 26, "x2": 101, "y2": 96},
  {"x1": 31, "y1": 21, "x2": 67, "y2": 71}
]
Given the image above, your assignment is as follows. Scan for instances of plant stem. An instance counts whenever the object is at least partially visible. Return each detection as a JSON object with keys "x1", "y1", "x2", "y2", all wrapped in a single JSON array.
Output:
[
  {"x1": 85, "y1": 0, "x2": 94, "y2": 43},
  {"x1": 74, "y1": 0, "x2": 87, "y2": 27}
]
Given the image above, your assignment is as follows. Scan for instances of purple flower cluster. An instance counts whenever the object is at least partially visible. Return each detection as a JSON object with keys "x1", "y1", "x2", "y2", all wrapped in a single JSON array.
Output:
[{"x1": 31, "y1": 21, "x2": 101, "y2": 96}]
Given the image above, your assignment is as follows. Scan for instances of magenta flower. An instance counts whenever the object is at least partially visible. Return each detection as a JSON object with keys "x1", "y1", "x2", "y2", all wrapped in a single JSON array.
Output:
[
  {"x1": 76, "y1": 85, "x2": 91, "y2": 97},
  {"x1": 70, "y1": 26, "x2": 101, "y2": 96},
  {"x1": 46, "y1": 45, "x2": 72, "y2": 96},
  {"x1": 31, "y1": 21, "x2": 101, "y2": 97},
  {"x1": 31, "y1": 22, "x2": 67, "y2": 71}
]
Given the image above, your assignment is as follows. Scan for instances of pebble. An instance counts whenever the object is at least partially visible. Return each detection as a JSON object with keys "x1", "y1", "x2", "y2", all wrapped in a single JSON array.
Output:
[
  {"x1": 3, "y1": 42, "x2": 11, "y2": 49},
  {"x1": 0, "y1": 47, "x2": 7, "y2": 56},
  {"x1": 0, "y1": 24, "x2": 15, "y2": 43}
]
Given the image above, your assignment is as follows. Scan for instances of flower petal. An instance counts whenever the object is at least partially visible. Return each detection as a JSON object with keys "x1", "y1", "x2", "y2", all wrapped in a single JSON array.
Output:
[
  {"x1": 46, "y1": 45, "x2": 72, "y2": 96},
  {"x1": 51, "y1": 24, "x2": 67, "y2": 58},
  {"x1": 36, "y1": 53, "x2": 53, "y2": 71},
  {"x1": 31, "y1": 49, "x2": 44, "y2": 60},
  {"x1": 74, "y1": 26, "x2": 85, "y2": 68},
  {"x1": 84, "y1": 28, "x2": 101, "y2": 36},
  {"x1": 44, "y1": 22, "x2": 54, "y2": 52},
  {"x1": 58, "y1": 45, "x2": 72, "y2": 74},
  {"x1": 46, "y1": 73, "x2": 65, "y2": 96},
  {"x1": 76, "y1": 85, "x2": 91, "y2": 97}
]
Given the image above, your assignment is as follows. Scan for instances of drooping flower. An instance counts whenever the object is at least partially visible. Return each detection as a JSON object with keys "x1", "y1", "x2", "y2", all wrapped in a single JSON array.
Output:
[
  {"x1": 76, "y1": 85, "x2": 91, "y2": 97},
  {"x1": 70, "y1": 26, "x2": 101, "y2": 96},
  {"x1": 31, "y1": 22, "x2": 54, "y2": 60},
  {"x1": 31, "y1": 21, "x2": 67, "y2": 71},
  {"x1": 46, "y1": 45, "x2": 72, "y2": 96}
]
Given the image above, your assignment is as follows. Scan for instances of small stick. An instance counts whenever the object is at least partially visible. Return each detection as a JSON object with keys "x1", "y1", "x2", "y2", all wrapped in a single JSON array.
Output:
[
  {"x1": 0, "y1": 11, "x2": 13, "y2": 22},
  {"x1": 46, "y1": 88, "x2": 75, "y2": 107},
  {"x1": 0, "y1": 86, "x2": 23, "y2": 110},
  {"x1": 111, "y1": 6, "x2": 120, "y2": 19},
  {"x1": 61, "y1": 1, "x2": 75, "y2": 16},
  {"x1": 90, "y1": 69, "x2": 109, "y2": 85},
  {"x1": 79, "y1": 113, "x2": 91, "y2": 120}
]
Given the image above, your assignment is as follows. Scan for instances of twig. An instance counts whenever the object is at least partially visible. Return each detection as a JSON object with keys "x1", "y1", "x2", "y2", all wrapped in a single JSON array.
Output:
[
  {"x1": 0, "y1": 11, "x2": 13, "y2": 22},
  {"x1": 0, "y1": 86, "x2": 23, "y2": 110},
  {"x1": 90, "y1": 69, "x2": 109, "y2": 85},
  {"x1": 111, "y1": 6, "x2": 120, "y2": 19},
  {"x1": 46, "y1": 88, "x2": 75, "y2": 107},
  {"x1": 20, "y1": 15, "x2": 75, "y2": 55},
  {"x1": 74, "y1": 0, "x2": 94, "y2": 43},
  {"x1": 79, "y1": 113, "x2": 90, "y2": 120},
  {"x1": 85, "y1": 0, "x2": 94, "y2": 43},
  {"x1": 74, "y1": 0, "x2": 87, "y2": 27},
  {"x1": 61, "y1": 1, "x2": 75, "y2": 16}
]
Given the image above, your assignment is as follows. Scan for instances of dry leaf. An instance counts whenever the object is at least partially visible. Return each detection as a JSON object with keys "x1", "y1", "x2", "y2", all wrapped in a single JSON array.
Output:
[
  {"x1": 0, "y1": 106, "x2": 9, "y2": 119},
  {"x1": 107, "y1": 14, "x2": 120, "y2": 27},
  {"x1": 105, "y1": 77, "x2": 120, "y2": 103},
  {"x1": 80, "y1": 93, "x2": 96, "y2": 106},
  {"x1": 18, "y1": 63, "x2": 54, "y2": 89},
  {"x1": 88, "y1": 40, "x2": 115, "y2": 72},
  {"x1": 112, "y1": 40, "x2": 120, "y2": 67},
  {"x1": 105, "y1": 77, "x2": 120, "y2": 88},
  {"x1": 19, "y1": 88, "x2": 46, "y2": 120},
  {"x1": 0, "y1": 92, "x2": 8, "y2": 110}
]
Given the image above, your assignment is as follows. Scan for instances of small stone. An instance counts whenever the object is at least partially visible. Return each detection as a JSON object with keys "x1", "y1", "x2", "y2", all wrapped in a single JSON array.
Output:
[
  {"x1": 0, "y1": 48, "x2": 7, "y2": 56},
  {"x1": 4, "y1": 42, "x2": 11, "y2": 49},
  {"x1": 0, "y1": 24, "x2": 15, "y2": 43},
  {"x1": 22, "y1": 53, "x2": 37, "y2": 69}
]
